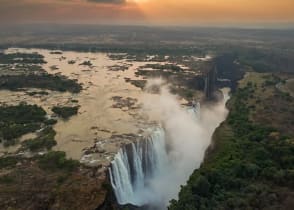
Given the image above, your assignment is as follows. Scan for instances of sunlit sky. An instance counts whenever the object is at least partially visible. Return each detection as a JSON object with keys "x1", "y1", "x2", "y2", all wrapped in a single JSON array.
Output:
[{"x1": 1, "y1": 0, "x2": 294, "y2": 27}]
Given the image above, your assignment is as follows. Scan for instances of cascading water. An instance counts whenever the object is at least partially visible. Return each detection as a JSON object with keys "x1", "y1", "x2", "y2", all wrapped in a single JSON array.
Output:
[
  {"x1": 109, "y1": 127, "x2": 169, "y2": 206},
  {"x1": 109, "y1": 148, "x2": 134, "y2": 204},
  {"x1": 109, "y1": 85, "x2": 229, "y2": 209}
]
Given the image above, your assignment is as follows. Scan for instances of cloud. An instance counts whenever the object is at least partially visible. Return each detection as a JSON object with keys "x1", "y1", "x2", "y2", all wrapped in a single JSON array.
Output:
[{"x1": 87, "y1": 0, "x2": 126, "y2": 4}]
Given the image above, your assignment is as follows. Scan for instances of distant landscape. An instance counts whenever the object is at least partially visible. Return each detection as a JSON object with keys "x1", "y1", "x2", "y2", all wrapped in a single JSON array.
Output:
[{"x1": 0, "y1": 24, "x2": 293, "y2": 210}]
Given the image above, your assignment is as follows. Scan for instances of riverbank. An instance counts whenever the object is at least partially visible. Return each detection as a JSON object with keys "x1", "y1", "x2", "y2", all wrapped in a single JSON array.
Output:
[{"x1": 169, "y1": 72, "x2": 294, "y2": 210}]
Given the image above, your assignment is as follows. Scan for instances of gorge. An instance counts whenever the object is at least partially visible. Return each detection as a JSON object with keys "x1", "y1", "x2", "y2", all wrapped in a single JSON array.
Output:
[
  {"x1": 0, "y1": 25, "x2": 293, "y2": 210},
  {"x1": 109, "y1": 84, "x2": 230, "y2": 209}
]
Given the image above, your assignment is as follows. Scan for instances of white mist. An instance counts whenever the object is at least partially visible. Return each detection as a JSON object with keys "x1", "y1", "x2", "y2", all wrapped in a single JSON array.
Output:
[{"x1": 110, "y1": 79, "x2": 230, "y2": 209}]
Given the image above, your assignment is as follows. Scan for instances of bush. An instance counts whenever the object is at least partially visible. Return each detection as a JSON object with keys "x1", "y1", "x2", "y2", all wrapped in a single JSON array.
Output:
[
  {"x1": 52, "y1": 106, "x2": 79, "y2": 119},
  {"x1": 38, "y1": 151, "x2": 79, "y2": 172},
  {"x1": 0, "y1": 103, "x2": 46, "y2": 124},
  {"x1": 192, "y1": 176, "x2": 211, "y2": 196},
  {"x1": 0, "y1": 74, "x2": 82, "y2": 93},
  {"x1": 0, "y1": 52, "x2": 46, "y2": 64},
  {"x1": 0, "y1": 175, "x2": 14, "y2": 184},
  {"x1": 0, "y1": 157, "x2": 18, "y2": 169},
  {"x1": 23, "y1": 127, "x2": 57, "y2": 151},
  {"x1": 44, "y1": 118, "x2": 58, "y2": 125},
  {"x1": 0, "y1": 104, "x2": 46, "y2": 144}
]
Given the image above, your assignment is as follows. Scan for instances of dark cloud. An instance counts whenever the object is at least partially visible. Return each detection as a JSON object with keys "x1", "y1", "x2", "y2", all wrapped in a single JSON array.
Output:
[{"x1": 87, "y1": 0, "x2": 126, "y2": 4}]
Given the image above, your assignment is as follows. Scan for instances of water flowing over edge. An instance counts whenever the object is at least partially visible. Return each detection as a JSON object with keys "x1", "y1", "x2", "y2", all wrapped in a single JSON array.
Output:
[
  {"x1": 109, "y1": 88, "x2": 229, "y2": 208},
  {"x1": 109, "y1": 127, "x2": 168, "y2": 206}
]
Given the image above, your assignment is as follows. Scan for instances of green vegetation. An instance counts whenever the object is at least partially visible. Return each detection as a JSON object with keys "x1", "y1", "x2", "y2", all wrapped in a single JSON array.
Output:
[
  {"x1": 22, "y1": 127, "x2": 57, "y2": 151},
  {"x1": 50, "y1": 51, "x2": 62, "y2": 55},
  {"x1": 170, "y1": 76, "x2": 294, "y2": 210},
  {"x1": 38, "y1": 151, "x2": 79, "y2": 172},
  {"x1": 0, "y1": 156, "x2": 18, "y2": 169},
  {"x1": 239, "y1": 73, "x2": 294, "y2": 136},
  {"x1": 79, "y1": 61, "x2": 92, "y2": 66},
  {"x1": 0, "y1": 74, "x2": 82, "y2": 93},
  {"x1": 135, "y1": 69, "x2": 173, "y2": 78},
  {"x1": 237, "y1": 48, "x2": 294, "y2": 73},
  {"x1": 52, "y1": 106, "x2": 79, "y2": 119},
  {"x1": 0, "y1": 151, "x2": 104, "y2": 210},
  {"x1": 0, "y1": 63, "x2": 44, "y2": 75},
  {"x1": 143, "y1": 63, "x2": 183, "y2": 72},
  {"x1": 133, "y1": 63, "x2": 208, "y2": 100},
  {"x1": 0, "y1": 175, "x2": 14, "y2": 184},
  {"x1": 71, "y1": 99, "x2": 79, "y2": 103},
  {"x1": 27, "y1": 91, "x2": 49, "y2": 96},
  {"x1": 0, "y1": 52, "x2": 46, "y2": 64},
  {"x1": 44, "y1": 118, "x2": 58, "y2": 125},
  {"x1": 0, "y1": 52, "x2": 82, "y2": 93},
  {"x1": 125, "y1": 79, "x2": 147, "y2": 90},
  {"x1": 0, "y1": 104, "x2": 46, "y2": 146}
]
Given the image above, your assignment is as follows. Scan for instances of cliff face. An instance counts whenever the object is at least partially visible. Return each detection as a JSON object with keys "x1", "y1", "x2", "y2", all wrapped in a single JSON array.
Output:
[
  {"x1": 204, "y1": 65, "x2": 217, "y2": 100},
  {"x1": 169, "y1": 72, "x2": 294, "y2": 210},
  {"x1": 203, "y1": 54, "x2": 244, "y2": 100},
  {"x1": 215, "y1": 53, "x2": 244, "y2": 91}
]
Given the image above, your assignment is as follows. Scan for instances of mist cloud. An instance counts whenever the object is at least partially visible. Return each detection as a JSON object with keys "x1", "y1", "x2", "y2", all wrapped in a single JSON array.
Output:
[{"x1": 140, "y1": 79, "x2": 230, "y2": 208}]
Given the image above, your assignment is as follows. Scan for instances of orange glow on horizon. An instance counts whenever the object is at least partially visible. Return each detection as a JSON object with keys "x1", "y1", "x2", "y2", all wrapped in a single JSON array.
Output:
[
  {"x1": 0, "y1": 0, "x2": 294, "y2": 25},
  {"x1": 134, "y1": 0, "x2": 294, "y2": 24}
]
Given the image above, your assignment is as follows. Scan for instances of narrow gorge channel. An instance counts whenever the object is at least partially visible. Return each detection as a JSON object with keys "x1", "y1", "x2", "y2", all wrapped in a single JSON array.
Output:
[{"x1": 109, "y1": 87, "x2": 230, "y2": 209}]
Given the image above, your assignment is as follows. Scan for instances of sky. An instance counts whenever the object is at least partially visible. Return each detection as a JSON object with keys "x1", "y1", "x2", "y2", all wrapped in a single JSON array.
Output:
[{"x1": 1, "y1": 0, "x2": 294, "y2": 27}]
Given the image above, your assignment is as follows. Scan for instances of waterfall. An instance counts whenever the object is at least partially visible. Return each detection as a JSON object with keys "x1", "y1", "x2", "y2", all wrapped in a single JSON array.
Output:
[
  {"x1": 109, "y1": 88, "x2": 229, "y2": 208},
  {"x1": 109, "y1": 127, "x2": 168, "y2": 206},
  {"x1": 109, "y1": 149, "x2": 134, "y2": 204},
  {"x1": 221, "y1": 87, "x2": 230, "y2": 102}
]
